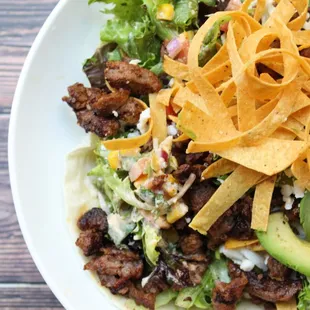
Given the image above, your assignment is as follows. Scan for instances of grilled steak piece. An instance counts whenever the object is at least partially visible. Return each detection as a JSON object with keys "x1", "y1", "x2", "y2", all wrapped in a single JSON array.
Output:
[
  {"x1": 267, "y1": 257, "x2": 291, "y2": 281},
  {"x1": 105, "y1": 61, "x2": 162, "y2": 95},
  {"x1": 207, "y1": 195, "x2": 254, "y2": 249},
  {"x1": 212, "y1": 275, "x2": 248, "y2": 310},
  {"x1": 76, "y1": 110, "x2": 120, "y2": 138},
  {"x1": 77, "y1": 208, "x2": 108, "y2": 233},
  {"x1": 85, "y1": 246, "x2": 143, "y2": 294},
  {"x1": 62, "y1": 83, "x2": 130, "y2": 116},
  {"x1": 229, "y1": 263, "x2": 302, "y2": 303},
  {"x1": 117, "y1": 97, "x2": 144, "y2": 125},
  {"x1": 179, "y1": 232, "x2": 204, "y2": 255},
  {"x1": 76, "y1": 208, "x2": 108, "y2": 256},
  {"x1": 187, "y1": 180, "x2": 217, "y2": 214},
  {"x1": 76, "y1": 230, "x2": 105, "y2": 256}
]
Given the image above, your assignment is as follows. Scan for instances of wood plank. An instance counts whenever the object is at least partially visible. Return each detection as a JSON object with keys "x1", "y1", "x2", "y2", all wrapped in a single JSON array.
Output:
[
  {"x1": 0, "y1": 115, "x2": 46, "y2": 283},
  {"x1": 0, "y1": 285, "x2": 62, "y2": 309},
  {"x1": 0, "y1": 0, "x2": 59, "y2": 111}
]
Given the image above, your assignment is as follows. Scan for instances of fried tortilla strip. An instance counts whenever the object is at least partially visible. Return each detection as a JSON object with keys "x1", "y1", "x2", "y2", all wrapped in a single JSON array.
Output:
[
  {"x1": 225, "y1": 238, "x2": 259, "y2": 250},
  {"x1": 189, "y1": 166, "x2": 263, "y2": 235},
  {"x1": 163, "y1": 56, "x2": 190, "y2": 81},
  {"x1": 276, "y1": 298, "x2": 297, "y2": 310},
  {"x1": 150, "y1": 93, "x2": 167, "y2": 143},
  {"x1": 291, "y1": 159, "x2": 310, "y2": 191},
  {"x1": 201, "y1": 158, "x2": 238, "y2": 180},
  {"x1": 251, "y1": 175, "x2": 276, "y2": 232}
]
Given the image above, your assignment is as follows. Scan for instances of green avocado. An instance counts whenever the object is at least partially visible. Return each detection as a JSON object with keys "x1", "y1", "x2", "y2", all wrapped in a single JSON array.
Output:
[{"x1": 256, "y1": 212, "x2": 310, "y2": 277}]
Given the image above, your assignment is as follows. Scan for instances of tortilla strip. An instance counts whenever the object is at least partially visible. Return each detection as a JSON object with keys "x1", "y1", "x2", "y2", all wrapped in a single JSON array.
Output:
[
  {"x1": 276, "y1": 298, "x2": 297, "y2": 310},
  {"x1": 201, "y1": 158, "x2": 239, "y2": 180},
  {"x1": 291, "y1": 159, "x2": 310, "y2": 191},
  {"x1": 163, "y1": 56, "x2": 190, "y2": 81},
  {"x1": 225, "y1": 238, "x2": 259, "y2": 250},
  {"x1": 251, "y1": 175, "x2": 276, "y2": 231},
  {"x1": 189, "y1": 166, "x2": 263, "y2": 235},
  {"x1": 150, "y1": 93, "x2": 167, "y2": 143}
]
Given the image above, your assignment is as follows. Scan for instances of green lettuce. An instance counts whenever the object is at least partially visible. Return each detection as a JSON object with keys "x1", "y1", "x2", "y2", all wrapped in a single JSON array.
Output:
[
  {"x1": 298, "y1": 279, "x2": 310, "y2": 310},
  {"x1": 107, "y1": 213, "x2": 135, "y2": 245},
  {"x1": 88, "y1": 161, "x2": 152, "y2": 210},
  {"x1": 300, "y1": 191, "x2": 310, "y2": 241},
  {"x1": 198, "y1": 16, "x2": 232, "y2": 66},
  {"x1": 89, "y1": 0, "x2": 161, "y2": 68},
  {"x1": 142, "y1": 0, "x2": 179, "y2": 40},
  {"x1": 143, "y1": 224, "x2": 162, "y2": 266},
  {"x1": 155, "y1": 289, "x2": 178, "y2": 308},
  {"x1": 199, "y1": 0, "x2": 216, "y2": 6},
  {"x1": 174, "y1": 0, "x2": 198, "y2": 28},
  {"x1": 175, "y1": 259, "x2": 230, "y2": 308}
]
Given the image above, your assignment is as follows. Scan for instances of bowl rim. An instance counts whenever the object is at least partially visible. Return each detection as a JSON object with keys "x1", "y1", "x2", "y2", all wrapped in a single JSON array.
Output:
[{"x1": 8, "y1": 0, "x2": 71, "y2": 308}]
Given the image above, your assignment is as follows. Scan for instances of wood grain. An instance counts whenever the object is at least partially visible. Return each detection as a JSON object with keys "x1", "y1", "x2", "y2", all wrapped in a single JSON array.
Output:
[
  {"x1": 0, "y1": 285, "x2": 62, "y2": 309},
  {"x1": 1, "y1": 0, "x2": 63, "y2": 308},
  {"x1": 0, "y1": 0, "x2": 59, "y2": 112}
]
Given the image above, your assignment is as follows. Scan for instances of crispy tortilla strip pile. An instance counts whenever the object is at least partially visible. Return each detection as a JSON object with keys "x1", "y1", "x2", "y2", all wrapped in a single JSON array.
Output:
[{"x1": 162, "y1": 0, "x2": 310, "y2": 238}]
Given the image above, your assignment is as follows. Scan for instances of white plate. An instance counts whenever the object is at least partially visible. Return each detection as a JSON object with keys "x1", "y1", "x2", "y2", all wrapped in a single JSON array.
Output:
[{"x1": 8, "y1": 0, "x2": 122, "y2": 309}]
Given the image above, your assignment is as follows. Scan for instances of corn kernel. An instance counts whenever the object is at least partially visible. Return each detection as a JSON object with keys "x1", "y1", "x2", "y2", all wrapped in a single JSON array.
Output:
[
  {"x1": 167, "y1": 202, "x2": 189, "y2": 224},
  {"x1": 107, "y1": 151, "x2": 120, "y2": 170},
  {"x1": 157, "y1": 4, "x2": 175, "y2": 21},
  {"x1": 134, "y1": 175, "x2": 148, "y2": 188}
]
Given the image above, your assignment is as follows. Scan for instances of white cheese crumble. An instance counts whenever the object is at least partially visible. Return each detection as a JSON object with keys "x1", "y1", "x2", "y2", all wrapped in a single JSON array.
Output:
[
  {"x1": 168, "y1": 78, "x2": 175, "y2": 88},
  {"x1": 220, "y1": 245, "x2": 268, "y2": 272},
  {"x1": 281, "y1": 182, "x2": 305, "y2": 210},
  {"x1": 137, "y1": 108, "x2": 150, "y2": 134},
  {"x1": 167, "y1": 123, "x2": 178, "y2": 137},
  {"x1": 112, "y1": 110, "x2": 118, "y2": 117},
  {"x1": 127, "y1": 130, "x2": 140, "y2": 138},
  {"x1": 129, "y1": 59, "x2": 141, "y2": 65}
]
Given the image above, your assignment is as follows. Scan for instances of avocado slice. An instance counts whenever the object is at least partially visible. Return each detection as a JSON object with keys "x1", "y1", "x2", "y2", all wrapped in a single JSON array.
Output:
[{"x1": 256, "y1": 212, "x2": 310, "y2": 277}]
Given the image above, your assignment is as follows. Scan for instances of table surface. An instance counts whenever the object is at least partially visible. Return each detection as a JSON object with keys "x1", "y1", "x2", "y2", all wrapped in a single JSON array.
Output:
[{"x1": 0, "y1": 0, "x2": 63, "y2": 308}]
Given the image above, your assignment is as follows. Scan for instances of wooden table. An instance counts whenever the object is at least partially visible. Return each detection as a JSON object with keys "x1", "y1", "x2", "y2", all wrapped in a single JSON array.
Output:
[{"x1": 0, "y1": 0, "x2": 63, "y2": 308}]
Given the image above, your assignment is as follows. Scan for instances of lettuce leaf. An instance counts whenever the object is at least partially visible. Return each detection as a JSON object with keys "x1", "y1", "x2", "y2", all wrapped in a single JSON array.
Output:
[
  {"x1": 198, "y1": 16, "x2": 231, "y2": 66},
  {"x1": 107, "y1": 213, "x2": 135, "y2": 245},
  {"x1": 88, "y1": 161, "x2": 152, "y2": 210},
  {"x1": 100, "y1": 17, "x2": 161, "y2": 67},
  {"x1": 89, "y1": 0, "x2": 161, "y2": 68},
  {"x1": 155, "y1": 289, "x2": 178, "y2": 308},
  {"x1": 175, "y1": 259, "x2": 230, "y2": 308},
  {"x1": 83, "y1": 43, "x2": 117, "y2": 89},
  {"x1": 298, "y1": 279, "x2": 310, "y2": 310},
  {"x1": 142, "y1": 224, "x2": 162, "y2": 266},
  {"x1": 142, "y1": 0, "x2": 179, "y2": 40},
  {"x1": 174, "y1": 0, "x2": 198, "y2": 28},
  {"x1": 300, "y1": 191, "x2": 310, "y2": 241}
]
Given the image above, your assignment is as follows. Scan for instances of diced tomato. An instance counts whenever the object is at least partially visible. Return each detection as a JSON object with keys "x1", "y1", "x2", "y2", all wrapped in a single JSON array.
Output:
[
  {"x1": 166, "y1": 104, "x2": 177, "y2": 117},
  {"x1": 220, "y1": 22, "x2": 229, "y2": 33}
]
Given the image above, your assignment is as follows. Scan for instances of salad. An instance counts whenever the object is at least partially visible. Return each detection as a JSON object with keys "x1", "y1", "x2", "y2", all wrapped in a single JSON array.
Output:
[{"x1": 63, "y1": 0, "x2": 310, "y2": 309}]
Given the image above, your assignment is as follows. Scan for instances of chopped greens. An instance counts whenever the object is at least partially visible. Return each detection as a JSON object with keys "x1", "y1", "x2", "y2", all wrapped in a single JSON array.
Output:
[
  {"x1": 88, "y1": 161, "x2": 152, "y2": 210},
  {"x1": 198, "y1": 16, "x2": 231, "y2": 66},
  {"x1": 175, "y1": 259, "x2": 230, "y2": 308},
  {"x1": 298, "y1": 279, "x2": 310, "y2": 310}
]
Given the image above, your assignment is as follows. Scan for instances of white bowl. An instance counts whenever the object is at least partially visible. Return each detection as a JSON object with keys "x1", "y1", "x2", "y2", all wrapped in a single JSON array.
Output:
[
  {"x1": 9, "y1": 0, "x2": 122, "y2": 309},
  {"x1": 8, "y1": 1, "x2": 265, "y2": 309}
]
